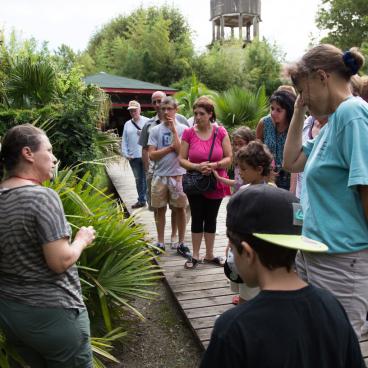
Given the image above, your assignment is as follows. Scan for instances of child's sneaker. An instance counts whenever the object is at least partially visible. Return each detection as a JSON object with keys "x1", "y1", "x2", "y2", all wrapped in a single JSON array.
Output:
[
  {"x1": 153, "y1": 242, "x2": 165, "y2": 255},
  {"x1": 171, "y1": 241, "x2": 179, "y2": 250},
  {"x1": 176, "y1": 243, "x2": 191, "y2": 259}
]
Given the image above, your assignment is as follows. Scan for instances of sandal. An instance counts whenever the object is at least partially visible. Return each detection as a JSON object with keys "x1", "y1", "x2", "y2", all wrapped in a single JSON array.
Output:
[
  {"x1": 203, "y1": 256, "x2": 225, "y2": 267},
  {"x1": 184, "y1": 257, "x2": 200, "y2": 269}
]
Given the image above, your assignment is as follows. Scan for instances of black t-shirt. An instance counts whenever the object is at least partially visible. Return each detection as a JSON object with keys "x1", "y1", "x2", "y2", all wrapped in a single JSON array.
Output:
[{"x1": 200, "y1": 285, "x2": 364, "y2": 368}]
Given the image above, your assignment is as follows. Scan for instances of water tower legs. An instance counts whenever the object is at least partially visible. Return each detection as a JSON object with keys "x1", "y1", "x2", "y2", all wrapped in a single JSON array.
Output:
[
  {"x1": 220, "y1": 16, "x2": 225, "y2": 39},
  {"x1": 253, "y1": 16, "x2": 259, "y2": 38},
  {"x1": 211, "y1": 13, "x2": 260, "y2": 43},
  {"x1": 238, "y1": 14, "x2": 243, "y2": 39}
]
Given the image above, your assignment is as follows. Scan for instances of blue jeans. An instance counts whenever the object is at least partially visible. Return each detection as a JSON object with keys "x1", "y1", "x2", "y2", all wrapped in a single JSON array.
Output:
[{"x1": 129, "y1": 158, "x2": 147, "y2": 204}]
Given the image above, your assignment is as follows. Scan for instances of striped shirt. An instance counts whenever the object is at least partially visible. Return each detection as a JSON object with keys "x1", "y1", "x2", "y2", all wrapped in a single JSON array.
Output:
[{"x1": 0, "y1": 185, "x2": 85, "y2": 308}]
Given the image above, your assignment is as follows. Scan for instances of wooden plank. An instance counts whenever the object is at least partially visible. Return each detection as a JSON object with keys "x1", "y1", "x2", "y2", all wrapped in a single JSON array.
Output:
[
  {"x1": 190, "y1": 315, "x2": 219, "y2": 330},
  {"x1": 171, "y1": 279, "x2": 230, "y2": 293},
  {"x1": 181, "y1": 295, "x2": 233, "y2": 309},
  {"x1": 361, "y1": 339, "x2": 368, "y2": 357},
  {"x1": 166, "y1": 272, "x2": 228, "y2": 286},
  {"x1": 177, "y1": 287, "x2": 235, "y2": 301},
  {"x1": 185, "y1": 304, "x2": 234, "y2": 319},
  {"x1": 165, "y1": 267, "x2": 225, "y2": 278},
  {"x1": 196, "y1": 328, "x2": 213, "y2": 341}
]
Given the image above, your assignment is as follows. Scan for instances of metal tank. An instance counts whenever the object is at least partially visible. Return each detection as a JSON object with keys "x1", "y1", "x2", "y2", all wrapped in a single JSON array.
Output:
[{"x1": 210, "y1": 0, "x2": 261, "y2": 43}]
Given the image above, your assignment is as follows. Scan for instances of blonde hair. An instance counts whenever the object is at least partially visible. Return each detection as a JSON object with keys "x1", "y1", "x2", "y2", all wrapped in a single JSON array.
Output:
[
  {"x1": 288, "y1": 45, "x2": 365, "y2": 84},
  {"x1": 232, "y1": 126, "x2": 255, "y2": 144},
  {"x1": 277, "y1": 85, "x2": 296, "y2": 96},
  {"x1": 350, "y1": 75, "x2": 362, "y2": 96},
  {"x1": 361, "y1": 75, "x2": 368, "y2": 102}
]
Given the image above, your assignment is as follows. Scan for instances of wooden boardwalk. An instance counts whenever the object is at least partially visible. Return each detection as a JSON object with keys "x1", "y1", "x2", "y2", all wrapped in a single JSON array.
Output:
[{"x1": 106, "y1": 159, "x2": 368, "y2": 363}]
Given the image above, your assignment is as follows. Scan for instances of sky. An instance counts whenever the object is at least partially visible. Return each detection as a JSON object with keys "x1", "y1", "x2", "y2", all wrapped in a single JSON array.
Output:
[{"x1": 1, "y1": 0, "x2": 323, "y2": 62}]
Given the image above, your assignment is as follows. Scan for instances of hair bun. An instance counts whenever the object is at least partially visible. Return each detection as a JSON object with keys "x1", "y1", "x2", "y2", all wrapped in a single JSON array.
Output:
[{"x1": 343, "y1": 48, "x2": 365, "y2": 75}]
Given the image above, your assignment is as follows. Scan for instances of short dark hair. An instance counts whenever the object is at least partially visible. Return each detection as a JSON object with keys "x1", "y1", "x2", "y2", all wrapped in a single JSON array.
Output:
[
  {"x1": 236, "y1": 140, "x2": 273, "y2": 176},
  {"x1": 0, "y1": 124, "x2": 45, "y2": 178},
  {"x1": 227, "y1": 229, "x2": 297, "y2": 272},
  {"x1": 269, "y1": 90, "x2": 296, "y2": 124}
]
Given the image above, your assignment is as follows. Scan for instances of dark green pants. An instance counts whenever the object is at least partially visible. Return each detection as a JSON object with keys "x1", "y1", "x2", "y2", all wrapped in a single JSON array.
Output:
[{"x1": 0, "y1": 298, "x2": 92, "y2": 368}]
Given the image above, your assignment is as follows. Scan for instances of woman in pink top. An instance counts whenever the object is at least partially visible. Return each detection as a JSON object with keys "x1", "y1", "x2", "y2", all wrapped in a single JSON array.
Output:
[{"x1": 179, "y1": 97, "x2": 232, "y2": 269}]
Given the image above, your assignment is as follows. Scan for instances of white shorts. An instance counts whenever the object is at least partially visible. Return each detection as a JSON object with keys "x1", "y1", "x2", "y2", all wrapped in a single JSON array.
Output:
[{"x1": 230, "y1": 281, "x2": 259, "y2": 301}]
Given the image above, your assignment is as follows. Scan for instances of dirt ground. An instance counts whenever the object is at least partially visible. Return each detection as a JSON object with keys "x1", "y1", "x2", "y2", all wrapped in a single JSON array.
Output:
[{"x1": 109, "y1": 280, "x2": 203, "y2": 368}]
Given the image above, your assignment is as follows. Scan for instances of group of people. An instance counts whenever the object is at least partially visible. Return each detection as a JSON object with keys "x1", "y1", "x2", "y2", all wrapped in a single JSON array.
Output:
[
  {"x1": 0, "y1": 42, "x2": 367, "y2": 367},
  {"x1": 122, "y1": 44, "x2": 368, "y2": 367},
  {"x1": 201, "y1": 44, "x2": 368, "y2": 367}
]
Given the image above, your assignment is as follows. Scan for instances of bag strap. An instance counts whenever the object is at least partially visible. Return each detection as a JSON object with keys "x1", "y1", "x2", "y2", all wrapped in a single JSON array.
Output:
[
  {"x1": 208, "y1": 126, "x2": 219, "y2": 161},
  {"x1": 131, "y1": 120, "x2": 142, "y2": 130}
]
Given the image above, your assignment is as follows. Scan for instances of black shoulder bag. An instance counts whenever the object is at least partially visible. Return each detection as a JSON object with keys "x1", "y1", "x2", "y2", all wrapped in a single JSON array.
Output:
[
  {"x1": 182, "y1": 127, "x2": 219, "y2": 195},
  {"x1": 131, "y1": 120, "x2": 142, "y2": 130}
]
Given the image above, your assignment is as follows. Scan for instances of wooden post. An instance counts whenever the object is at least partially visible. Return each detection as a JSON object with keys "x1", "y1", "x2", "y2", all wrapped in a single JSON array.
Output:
[
  {"x1": 212, "y1": 20, "x2": 216, "y2": 42},
  {"x1": 253, "y1": 16, "x2": 259, "y2": 38},
  {"x1": 238, "y1": 14, "x2": 243, "y2": 40},
  {"x1": 246, "y1": 22, "x2": 251, "y2": 42},
  {"x1": 220, "y1": 16, "x2": 225, "y2": 40}
]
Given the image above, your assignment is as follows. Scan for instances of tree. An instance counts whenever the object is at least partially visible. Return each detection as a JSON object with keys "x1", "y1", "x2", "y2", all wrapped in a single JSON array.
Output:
[
  {"x1": 241, "y1": 39, "x2": 284, "y2": 95},
  {"x1": 316, "y1": 0, "x2": 368, "y2": 50},
  {"x1": 194, "y1": 39, "x2": 283, "y2": 95},
  {"x1": 84, "y1": 6, "x2": 194, "y2": 85}
]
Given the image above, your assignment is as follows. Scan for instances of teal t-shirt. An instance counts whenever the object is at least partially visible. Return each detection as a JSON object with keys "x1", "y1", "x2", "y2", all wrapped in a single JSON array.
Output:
[{"x1": 302, "y1": 96, "x2": 368, "y2": 254}]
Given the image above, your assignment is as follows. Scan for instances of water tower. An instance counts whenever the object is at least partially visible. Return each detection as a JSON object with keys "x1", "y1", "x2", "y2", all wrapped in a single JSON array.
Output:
[{"x1": 210, "y1": 0, "x2": 261, "y2": 43}]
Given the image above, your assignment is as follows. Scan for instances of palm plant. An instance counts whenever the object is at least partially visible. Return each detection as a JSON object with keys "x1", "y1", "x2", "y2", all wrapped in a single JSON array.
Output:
[
  {"x1": 5, "y1": 57, "x2": 57, "y2": 108},
  {"x1": 174, "y1": 74, "x2": 218, "y2": 117},
  {"x1": 0, "y1": 332, "x2": 26, "y2": 368},
  {"x1": 214, "y1": 85, "x2": 268, "y2": 129},
  {"x1": 49, "y1": 169, "x2": 162, "y2": 333},
  {"x1": 48, "y1": 168, "x2": 161, "y2": 366}
]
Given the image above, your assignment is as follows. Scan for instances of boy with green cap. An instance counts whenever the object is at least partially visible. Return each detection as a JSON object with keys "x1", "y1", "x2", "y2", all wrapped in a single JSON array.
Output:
[{"x1": 201, "y1": 184, "x2": 364, "y2": 368}]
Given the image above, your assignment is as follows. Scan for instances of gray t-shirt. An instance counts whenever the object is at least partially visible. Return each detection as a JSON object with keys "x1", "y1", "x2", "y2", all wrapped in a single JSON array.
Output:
[
  {"x1": 139, "y1": 113, "x2": 189, "y2": 148},
  {"x1": 176, "y1": 113, "x2": 189, "y2": 127},
  {"x1": 148, "y1": 121, "x2": 187, "y2": 176},
  {"x1": 139, "y1": 116, "x2": 160, "y2": 148},
  {"x1": 0, "y1": 185, "x2": 85, "y2": 308}
]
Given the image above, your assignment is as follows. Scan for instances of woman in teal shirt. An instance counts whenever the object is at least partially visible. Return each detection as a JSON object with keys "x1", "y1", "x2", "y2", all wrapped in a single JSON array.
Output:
[{"x1": 284, "y1": 44, "x2": 368, "y2": 338}]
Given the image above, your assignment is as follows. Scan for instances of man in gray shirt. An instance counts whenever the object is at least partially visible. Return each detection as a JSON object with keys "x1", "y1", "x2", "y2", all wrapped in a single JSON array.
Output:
[
  {"x1": 139, "y1": 91, "x2": 189, "y2": 249},
  {"x1": 148, "y1": 97, "x2": 190, "y2": 257}
]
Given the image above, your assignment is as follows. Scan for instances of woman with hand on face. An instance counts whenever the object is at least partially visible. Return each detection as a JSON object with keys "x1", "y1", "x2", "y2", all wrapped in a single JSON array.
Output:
[
  {"x1": 179, "y1": 97, "x2": 232, "y2": 269},
  {"x1": 283, "y1": 45, "x2": 368, "y2": 338},
  {"x1": 0, "y1": 124, "x2": 95, "y2": 367},
  {"x1": 256, "y1": 90, "x2": 296, "y2": 190}
]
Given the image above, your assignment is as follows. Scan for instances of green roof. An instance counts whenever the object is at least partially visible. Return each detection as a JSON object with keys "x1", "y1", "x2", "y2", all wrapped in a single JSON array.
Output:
[{"x1": 84, "y1": 72, "x2": 176, "y2": 91}]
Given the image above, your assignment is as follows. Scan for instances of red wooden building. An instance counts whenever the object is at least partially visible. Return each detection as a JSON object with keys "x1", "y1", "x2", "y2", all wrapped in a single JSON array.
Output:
[{"x1": 84, "y1": 72, "x2": 177, "y2": 134}]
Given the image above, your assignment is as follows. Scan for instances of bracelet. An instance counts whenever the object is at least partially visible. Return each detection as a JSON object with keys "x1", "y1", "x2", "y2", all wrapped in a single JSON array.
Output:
[{"x1": 216, "y1": 161, "x2": 220, "y2": 169}]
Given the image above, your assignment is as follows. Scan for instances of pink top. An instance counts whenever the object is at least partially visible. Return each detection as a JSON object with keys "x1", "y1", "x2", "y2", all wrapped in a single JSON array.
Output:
[{"x1": 182, "y1": 125, "x2": 231, "y2": 199}]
